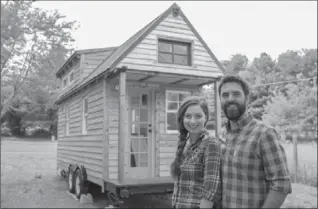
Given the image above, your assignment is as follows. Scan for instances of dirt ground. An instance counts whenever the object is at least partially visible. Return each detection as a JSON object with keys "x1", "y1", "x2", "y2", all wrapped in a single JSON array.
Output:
[{"x1": 1, "y1": 138, "x2": 317, "y2": 208}]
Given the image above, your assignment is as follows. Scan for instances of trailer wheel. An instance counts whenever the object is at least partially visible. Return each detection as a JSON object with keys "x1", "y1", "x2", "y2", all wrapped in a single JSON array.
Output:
[
  {"x1": 74, "y1": 168, "x2": 87, "y2": 199},
  {"x1": 68, "y1": 167, "x2": 76, "y2": 193}
]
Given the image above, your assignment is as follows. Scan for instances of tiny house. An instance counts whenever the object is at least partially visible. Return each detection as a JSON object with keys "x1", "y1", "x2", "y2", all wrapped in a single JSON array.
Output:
[{"x1": 55, "y1": 3, "x2": 224, "y2": 204}]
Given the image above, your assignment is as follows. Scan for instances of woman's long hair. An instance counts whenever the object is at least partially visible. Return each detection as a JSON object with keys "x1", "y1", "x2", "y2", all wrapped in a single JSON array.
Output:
[{"x1": 170, "y1": 96, "x2": 209, "y2": 179}]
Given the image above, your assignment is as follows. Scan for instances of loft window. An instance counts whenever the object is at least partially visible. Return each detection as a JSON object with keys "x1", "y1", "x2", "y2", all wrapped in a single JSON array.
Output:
[{"x1": 158, "y1": 39, "x2": 191, "y2": 66}]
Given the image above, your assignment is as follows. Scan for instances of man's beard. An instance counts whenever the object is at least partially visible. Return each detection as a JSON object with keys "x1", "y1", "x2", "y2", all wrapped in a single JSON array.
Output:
[{"x1": 222, "y1": 101, "x2": 246, "y2": 121}]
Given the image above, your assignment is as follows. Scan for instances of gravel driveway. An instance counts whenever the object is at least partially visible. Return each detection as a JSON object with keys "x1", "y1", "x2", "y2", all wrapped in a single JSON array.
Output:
[{"x1": 1, "y1": 138, "x2": 316, "y2": 208}]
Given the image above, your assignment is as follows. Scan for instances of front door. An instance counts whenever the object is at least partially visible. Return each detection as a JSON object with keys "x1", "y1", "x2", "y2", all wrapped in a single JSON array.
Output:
[{"x1": 125, "y1": 87, "x2": 153, "y2": 179}]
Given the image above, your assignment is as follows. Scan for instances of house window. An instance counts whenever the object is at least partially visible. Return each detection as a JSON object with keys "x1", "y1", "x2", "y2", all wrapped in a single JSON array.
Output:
[
  {"x1": 166, "y1": 90, "x2": 191, "y2": 132},
  {"x1": 65, "y1": 106, "x2": 70, "y2": 136},
  {"x1": 158, "y1": 39, "x2": 191, "y2": 66},
  {"x1": 69, "y1": 71, "x2": 74, "y2": 83},
  {"x1": 82, "y1": 98, "x2": 88, "y2": 134},
  {"x1": 63, "y1": 78, "x2": 68, "y2": 88}
]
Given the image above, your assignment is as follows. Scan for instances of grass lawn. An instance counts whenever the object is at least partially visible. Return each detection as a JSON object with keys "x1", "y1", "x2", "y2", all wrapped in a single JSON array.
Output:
[{"x1": 1, "y1": 137, "x2": 317, "y2": 208}]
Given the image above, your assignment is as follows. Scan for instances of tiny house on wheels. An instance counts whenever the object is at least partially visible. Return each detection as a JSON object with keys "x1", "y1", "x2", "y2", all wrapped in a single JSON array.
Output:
[{"x1": 55, "y1": 3, "x2": 224, "y2": 205}]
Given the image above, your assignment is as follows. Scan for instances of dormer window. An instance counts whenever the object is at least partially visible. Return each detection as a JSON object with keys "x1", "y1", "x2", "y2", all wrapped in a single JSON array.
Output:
[
  {"x1": 69, "y1": 71, "x2": 74, "y2": 83},
  {"x1": 62, "y1": 78, "x2": 68, "y2": 89},
  {"x1": 158, "y1": 39, "x2": 191, "y2": 66}
]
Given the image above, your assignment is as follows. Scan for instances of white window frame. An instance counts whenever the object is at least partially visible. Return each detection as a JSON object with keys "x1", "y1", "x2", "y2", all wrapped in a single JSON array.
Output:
[
  {"x1": 69, "y1": 71, "x2": 74, "y2": 84},
  {"x1": 82, "y1": 97, "x2": 88, "y2": 134},
  {"x1": 165, "y1": 90, "x2": 191, "y2": 133},
  {"x1": 62, "y1": 78, "x2": 68, "y2": 89},
  {"x1": 65, "y1": 105, "x2": 70, "y2": 136}
]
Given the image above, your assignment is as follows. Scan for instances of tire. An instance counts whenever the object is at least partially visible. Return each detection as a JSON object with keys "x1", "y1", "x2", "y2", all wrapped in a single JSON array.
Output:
[
  {"x1": 74, "y1": 168, "x2": 86, "y2": 199},
  {"x1": 68, "y1": 167, "x2": 76, "y2": 193}
]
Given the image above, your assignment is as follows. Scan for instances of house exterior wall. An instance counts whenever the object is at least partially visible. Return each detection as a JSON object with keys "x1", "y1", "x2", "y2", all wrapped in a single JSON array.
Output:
[
  {"x1": 81, "y1": 51, "x2": 115, "y2": 80},
  {"x1": 106, "y1": 81, "x2": 120, "y2": 180},
  {"x1": 56, "y1": 80, "x2": 106, "y2": 186},
  {"x1": 116, "y1": 13, "x2": 220, "y2": 77}
]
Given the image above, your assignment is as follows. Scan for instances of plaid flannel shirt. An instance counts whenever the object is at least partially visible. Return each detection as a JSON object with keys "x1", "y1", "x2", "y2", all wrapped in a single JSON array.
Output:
[
  {"x1": 172, "y1": 131, "x2": 222, "y2": 209},
  {"x1": 221, "y1": 113, "x2": 292, "y2": 208}
]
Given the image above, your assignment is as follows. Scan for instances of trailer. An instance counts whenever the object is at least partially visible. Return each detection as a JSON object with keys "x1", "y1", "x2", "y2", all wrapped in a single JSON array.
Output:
[{"x1": 54, "y1": 3, "x2": 224, "y2": 206}]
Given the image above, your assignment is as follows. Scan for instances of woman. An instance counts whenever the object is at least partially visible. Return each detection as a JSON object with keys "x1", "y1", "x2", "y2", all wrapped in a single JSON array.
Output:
[{"x1": 171, "y1": 96, "x2": 222, "y2": 209}]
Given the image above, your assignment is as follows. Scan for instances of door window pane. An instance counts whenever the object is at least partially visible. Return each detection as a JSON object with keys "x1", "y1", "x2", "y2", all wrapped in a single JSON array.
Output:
[
  {"x1": 130, "y1": 153, "x2": 138, "y2": 167},
  {"x1": 141, "y1": 94, "x2": 148, "y2": 106},
  {"x1": 131, "y1": 123, "x2": 139, "y2": 136},
  {"x1": 140, "y1": 124, "x2": 148, "y2": 137},
  {"x1": 131, "y1": 96, "x2": 139, "y2": 106},
  {"x1": 140, "y1": 109, "x2": 148, "y2": 122},
  {"x1": 139, "y1": 138, "x2": 148, "y2": 152},
  {"x1": 139, "y1": 153, "x2": 148, "y2": 167},
  {"x1": 131, "y1": 139, "x2": 139, "y2": 152},
  {"x1": 131, "y1": 108, "x2": 139, "y2": 122}
]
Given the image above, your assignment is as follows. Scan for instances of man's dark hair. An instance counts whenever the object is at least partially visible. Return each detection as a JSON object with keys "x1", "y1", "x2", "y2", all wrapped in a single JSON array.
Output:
[{"x1": 218, "y1": 75, "x2": 250, "y2": 97}]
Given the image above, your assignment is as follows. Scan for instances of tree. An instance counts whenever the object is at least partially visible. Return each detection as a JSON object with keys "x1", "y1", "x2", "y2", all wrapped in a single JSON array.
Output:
[
  {"x1": 1, "y1": 1, "x2": 77, "y2": 124},
  {"x1": 262, "y1": 81, "x2": 317, "y2": 135},
  {"x1": 221, "y1": 54, "x2": 249, "y2": 76}
]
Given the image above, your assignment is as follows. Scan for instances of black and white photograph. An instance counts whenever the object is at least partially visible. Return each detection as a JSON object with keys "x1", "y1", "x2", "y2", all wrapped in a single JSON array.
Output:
[{"x1": 1, "y1": 1, "x2": 317, "y2": 208}]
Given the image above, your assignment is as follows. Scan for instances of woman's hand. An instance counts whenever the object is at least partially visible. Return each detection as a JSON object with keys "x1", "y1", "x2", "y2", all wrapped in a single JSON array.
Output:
[{"x1": 200, "y1": 198, "x2": 213, "y2": 208}]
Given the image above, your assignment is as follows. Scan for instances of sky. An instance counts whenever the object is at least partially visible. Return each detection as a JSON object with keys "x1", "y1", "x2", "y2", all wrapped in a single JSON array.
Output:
[{"x1": 34, "y1": 1, "x2": 317, "y2": 62}]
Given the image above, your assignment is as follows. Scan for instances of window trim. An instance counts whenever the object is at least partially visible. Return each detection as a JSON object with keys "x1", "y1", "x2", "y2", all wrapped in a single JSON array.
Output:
[
  {"x1": 157, "y1": 37, "x2": 193, "y2": 66},
  {"x1": 165, "y1": 90, "x2": 192, "y2": 134},
  {"x1": 62, "y1": 78, "x2": 68, "y2": 89},
  {"x1": 69, "y1": 70, "x2": 74, "y2": 84},
  {"x1": 82, "y1": 97, "x2": 88, "y2": 134}
]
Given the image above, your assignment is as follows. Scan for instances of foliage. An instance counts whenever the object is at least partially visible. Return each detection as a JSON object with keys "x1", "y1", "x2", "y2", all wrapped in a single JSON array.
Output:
[
  {"x1": 220, "y1": 49, "x2": 317, "y2": 137},
  {"x1": 1, "y1": 0, "x2": 78, "y2": 135}
]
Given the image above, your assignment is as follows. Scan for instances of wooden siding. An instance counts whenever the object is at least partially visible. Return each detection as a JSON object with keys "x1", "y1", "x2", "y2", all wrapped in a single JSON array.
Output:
[
  {"x1": 155, "y1": 86, "x2": 216, "y2": 177},
  {"x1": 106, "y1": 82, "x2": 119, "y2": 180},
  {"x1": 56, "y1": 80, "x2": 106, "y2": 187},
  {"x1": 57, "y1": 135, "x2": 103, "y2": 186},
  {"x1": 82, "y1": 51, "x2": 114, "y2": 80},
  {"x1": 117, "y1": 13, "x2": 220, "y2": 76}
]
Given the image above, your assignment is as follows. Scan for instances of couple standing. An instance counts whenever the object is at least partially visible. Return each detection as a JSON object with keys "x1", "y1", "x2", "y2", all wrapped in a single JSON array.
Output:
[{"x1": 171, "y1": 75, "x2": 292, "y2": 209}]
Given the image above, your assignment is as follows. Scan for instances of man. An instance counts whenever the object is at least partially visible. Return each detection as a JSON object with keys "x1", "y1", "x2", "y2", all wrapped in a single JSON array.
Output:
[{"x1": 218, "y1": 75, "x2": 292, "y2": 208}]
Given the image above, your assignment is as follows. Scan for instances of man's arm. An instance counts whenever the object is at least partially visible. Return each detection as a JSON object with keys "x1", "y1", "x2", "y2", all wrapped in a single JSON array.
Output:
[{"x1": 258, "y1": 128, "x2": 292, "y2": 208}]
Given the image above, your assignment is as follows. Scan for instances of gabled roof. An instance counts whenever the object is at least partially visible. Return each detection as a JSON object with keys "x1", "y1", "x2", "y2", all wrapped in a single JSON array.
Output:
[
  {"x1": 55, "y1": 47, "x2": 117, "y2": 77},
  {"x1": 55, "y1": 3, "x2": 225, "y2": 104}
]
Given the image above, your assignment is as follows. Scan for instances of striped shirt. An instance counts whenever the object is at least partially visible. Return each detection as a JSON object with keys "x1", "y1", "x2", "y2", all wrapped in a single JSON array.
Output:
[
  {"x1": 172, "y1": 131, "x2": 222, "y2": 209},
  {"x1": 221, "y1": 113, "x2": 292, "y2": 208}
]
